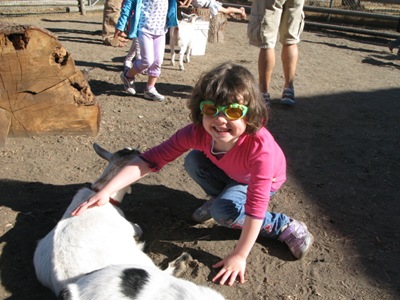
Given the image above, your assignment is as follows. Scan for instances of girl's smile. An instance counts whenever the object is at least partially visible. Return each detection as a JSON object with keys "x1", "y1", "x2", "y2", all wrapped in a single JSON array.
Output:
[{"x1": 203, "y1": 113, "x2": 247, "y2": 152}]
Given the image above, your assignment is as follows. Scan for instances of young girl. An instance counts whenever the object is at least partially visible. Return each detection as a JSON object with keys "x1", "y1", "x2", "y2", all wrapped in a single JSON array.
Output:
[
  {"x1": 72, "y1": 62, "x2": 313, "y2": 286},
  {"x1": 115, "y1": 0, "x2": 178, "y2": 101}
]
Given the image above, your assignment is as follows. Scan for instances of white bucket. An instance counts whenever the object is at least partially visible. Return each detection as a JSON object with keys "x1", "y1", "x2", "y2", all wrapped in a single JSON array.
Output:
[{"x1": 191, "y1": 21, "x2": 209, "y2": 56}]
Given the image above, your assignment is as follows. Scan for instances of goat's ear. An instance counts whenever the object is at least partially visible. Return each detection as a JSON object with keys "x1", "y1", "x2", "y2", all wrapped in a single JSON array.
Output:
[{"x1": 93, "y1": 143, "x2": 113, "y2": 161}]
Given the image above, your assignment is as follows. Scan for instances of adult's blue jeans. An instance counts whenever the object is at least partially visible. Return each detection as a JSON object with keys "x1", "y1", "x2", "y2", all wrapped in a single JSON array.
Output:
[{"x1": 184, "y1": 150, "x2": 290, "y2": 238}]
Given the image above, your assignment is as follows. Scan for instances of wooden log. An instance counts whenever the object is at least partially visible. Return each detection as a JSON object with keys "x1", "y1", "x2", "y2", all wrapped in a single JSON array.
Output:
[
  {"x1": 0, "y1": 23, "x2": 100, "y2": 146},
  {"x1": 208, "y1": 12, "x2": 227, "y2": 43}
]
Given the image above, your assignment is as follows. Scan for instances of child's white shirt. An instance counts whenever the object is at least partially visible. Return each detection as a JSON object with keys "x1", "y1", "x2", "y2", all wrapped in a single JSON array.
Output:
[{"x1": 138, "y1": 0, "x2": 169, "y2": 35}]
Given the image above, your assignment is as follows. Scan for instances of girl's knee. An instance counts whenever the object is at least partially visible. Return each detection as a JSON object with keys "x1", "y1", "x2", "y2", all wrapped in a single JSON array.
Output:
[
  {"x1": 184, "y1": 151, "x2": 204, "y2": 173},
  {"x1": 183, "y1": 152, "x2": 196, "y2": 173}
]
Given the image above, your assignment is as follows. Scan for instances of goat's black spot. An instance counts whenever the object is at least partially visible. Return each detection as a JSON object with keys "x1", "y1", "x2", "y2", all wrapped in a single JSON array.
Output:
[
  {"x1": 120, "y1": 268, "x2": 150, "y2": 297},
  {"x1": 58, "y1": 287, "x2": 72, "y2": 300}
]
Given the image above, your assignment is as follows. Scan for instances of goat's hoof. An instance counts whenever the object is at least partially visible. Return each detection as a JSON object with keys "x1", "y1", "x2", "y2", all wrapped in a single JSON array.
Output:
[{"x1": 168, "y1": 252, "x2": 192, "y2": 277}]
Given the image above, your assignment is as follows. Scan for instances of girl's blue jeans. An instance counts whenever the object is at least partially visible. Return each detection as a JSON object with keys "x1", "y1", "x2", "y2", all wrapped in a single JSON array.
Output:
[{"x1": 184, "y1": 150, "x2": 290, "y2": 239}]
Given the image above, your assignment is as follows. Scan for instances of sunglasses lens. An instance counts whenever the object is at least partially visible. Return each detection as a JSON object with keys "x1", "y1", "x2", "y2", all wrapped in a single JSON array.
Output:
[
  {"x1": 226, "y1": 107, "x2": 244, "y2": 119},
  {"x1": 202, "y1": 104, "x2": 218, "y2": 116}
]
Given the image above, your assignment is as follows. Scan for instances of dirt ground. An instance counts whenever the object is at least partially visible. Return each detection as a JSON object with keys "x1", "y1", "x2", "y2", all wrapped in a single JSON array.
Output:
[{"x1": 1, "y1": 11, "x2": 400, "y2": 300}]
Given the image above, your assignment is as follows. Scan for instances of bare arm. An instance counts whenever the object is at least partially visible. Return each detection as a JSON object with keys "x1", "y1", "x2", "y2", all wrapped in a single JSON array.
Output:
[
  {"x1": 178, "y1": 0, "x2": 192, "y2": 7},
  {"x1": 212, "y1": 216, "x2": 262, "y2": 285},
  {"x1": 71, "y1": 156, "x2": 152, "y2": 216}
]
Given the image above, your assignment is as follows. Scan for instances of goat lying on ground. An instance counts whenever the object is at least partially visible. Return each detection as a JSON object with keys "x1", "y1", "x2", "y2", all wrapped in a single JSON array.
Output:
[
  {"x1": 33, "y1": 143, "x2": 225, "y2": 299},
  {"x1": 169, "y1": 13, "x2": 202, "y2": 71}
]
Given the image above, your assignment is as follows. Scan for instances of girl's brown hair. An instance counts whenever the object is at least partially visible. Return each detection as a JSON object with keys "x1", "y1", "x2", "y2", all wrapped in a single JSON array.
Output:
[{"x1": 188, "y1": 62, "x2": 269, "y2": 134}]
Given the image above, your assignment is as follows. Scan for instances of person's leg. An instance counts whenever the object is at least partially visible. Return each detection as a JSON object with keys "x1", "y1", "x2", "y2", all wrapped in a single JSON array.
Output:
[
  {"x1": 127, "y1": 31, "x2": 154, "y2": 77},
  {"x1": 185, "y1": 150, "x2": 313, "y2": 258},
  {"x1": 143, "y1": 33, "x2": 165, "y2": 101},
  {"x1": 121, "y1": 32, "x2": 154, "y2": 95},
  {"x1": 258, "y1": 48, "x2": 275, "y2": 95},
  {"x1": 102, "y1": 0, "x2": 123, "y2": 46},
  {"x1": 145, "y1": 33, "x2": 165, "y2": 85},
  {"x1": 184, "y1": 150, "x2": 288, "y2": 233},
  {"x1": 248, "y1": 0, "x2": 280, "y2": 104},
  {"x1": 212, "y1": 184, "x2": 313, "y2": 259},
  {"x1": 279, "y1": 0, "x2": 304, "y2": 105},
  {"x1": 210, "y1": 183, "x2": 289, "y2": 234},
  {"x1": 281, "y1": 43, "x2": 298, "y2": 90},
  {"x1": 184, "y1": 150, "x2": 230, "y2": 197},
  {"x1": 124, "y1": 38, "x2": 141, "y2": 69}
]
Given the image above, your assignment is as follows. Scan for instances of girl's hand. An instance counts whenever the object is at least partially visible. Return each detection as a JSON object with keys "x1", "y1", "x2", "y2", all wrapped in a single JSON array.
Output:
[
  {"x1": 114, "y1": 29, "x2": 123, "y2": 39},
  {"x1": 212, "y1": 253, "x2": 246, "y2": 286},
  {"x1": 112, "y1": 30, "x2": 128, "y2": 47},
  {"x1": 71, "y1": 190, "x2": 111, "y2": 216}
]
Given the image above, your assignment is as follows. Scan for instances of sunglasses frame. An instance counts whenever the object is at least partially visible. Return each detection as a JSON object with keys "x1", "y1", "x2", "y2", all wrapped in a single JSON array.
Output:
[{"x1": 200, "y1": 100, "x2": 248, "y2": 120}]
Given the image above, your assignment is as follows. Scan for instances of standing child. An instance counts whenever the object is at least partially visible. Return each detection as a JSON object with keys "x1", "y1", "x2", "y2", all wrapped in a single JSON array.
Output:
[
  {"x1": 72, "y1": 62, "x2": 314, "y2": 286},
  {"x1": 115, "y1": 0, "x2": 178, "y2": 101}
]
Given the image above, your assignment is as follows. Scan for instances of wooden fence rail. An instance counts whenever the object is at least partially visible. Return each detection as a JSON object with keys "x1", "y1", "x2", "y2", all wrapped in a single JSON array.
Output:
[
  {"x1": 0, "y1": 0, "x2": 91, "y2": 16},
  {"x1": 0, "y1": 1, "x2": 78, "y2": 6}
]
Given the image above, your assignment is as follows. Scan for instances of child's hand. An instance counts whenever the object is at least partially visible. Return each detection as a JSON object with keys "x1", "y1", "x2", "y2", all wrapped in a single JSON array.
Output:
[
  {"x1": 71, "y1": 191, "x2": 111, "y2": 216},
  {"x1": 212, "y1": 253, "x2": 246, "y2": 286},
  {"x1": 112, "y1": 30, "x2": 128, "y2": 47}
]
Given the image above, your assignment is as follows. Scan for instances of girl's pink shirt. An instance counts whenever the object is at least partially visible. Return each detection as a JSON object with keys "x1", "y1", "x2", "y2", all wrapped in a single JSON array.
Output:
[{"x1": 140, "y1": 124, "x2": 286, "y2": 219}]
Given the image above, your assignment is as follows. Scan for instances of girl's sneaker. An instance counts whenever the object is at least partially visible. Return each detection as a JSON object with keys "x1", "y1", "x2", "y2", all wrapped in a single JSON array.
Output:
[
  {"x1": 278, "y1": 219, "x2": 314, "y2": 259},
  {"x1": 120, "y1": 72, "x2": 136, "y2": 95},
  {"x1": 144, "y1": 87, "x2": 165, "y2": 101},
  {"x1": 192, "y1": 197, "x2": 215, "y2": 223}
]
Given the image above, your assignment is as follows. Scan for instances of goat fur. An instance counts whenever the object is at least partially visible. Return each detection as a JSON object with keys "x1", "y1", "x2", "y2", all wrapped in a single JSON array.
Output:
[{"x1": 59, "y1": 263, "x2": 225, "y2": 300}]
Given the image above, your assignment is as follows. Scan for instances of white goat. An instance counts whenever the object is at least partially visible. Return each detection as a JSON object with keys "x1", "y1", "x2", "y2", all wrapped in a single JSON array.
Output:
[
  {"x1": 169, "y1": 13, "x2": 201, "y2": 71},
  {"x1": 33, "y1": 143, "x2": 225, "y2": 300}
]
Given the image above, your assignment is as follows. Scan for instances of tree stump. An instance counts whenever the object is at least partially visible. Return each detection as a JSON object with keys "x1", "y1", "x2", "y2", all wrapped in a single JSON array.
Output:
[
  {"x1": 208, "y1": 12, "x2": 227, "y2": 43},
  {"x1": 0, "y1": 23, "x2": 100, "y2": 146}
]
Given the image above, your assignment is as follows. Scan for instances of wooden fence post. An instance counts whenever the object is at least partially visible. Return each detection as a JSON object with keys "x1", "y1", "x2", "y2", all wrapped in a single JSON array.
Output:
[{"x1": 79, "y1": 0, "x2": 86, "y2": 15}]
